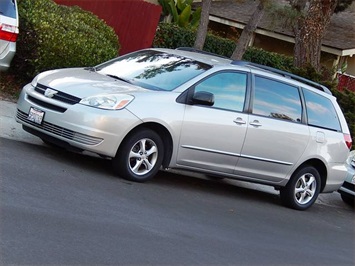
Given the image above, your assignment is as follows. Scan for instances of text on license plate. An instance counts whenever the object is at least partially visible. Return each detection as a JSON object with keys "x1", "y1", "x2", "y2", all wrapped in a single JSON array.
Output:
[{"x1": 27, "y1": 107, "x2": 45, "y2": 125}]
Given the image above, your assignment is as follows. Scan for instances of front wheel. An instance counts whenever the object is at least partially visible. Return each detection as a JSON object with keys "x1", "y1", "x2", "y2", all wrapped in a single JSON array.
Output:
[
  {"x1": 280, "y1": 166, "x2": 321, "y2": 210},
  {"x1": 112, "y1": 129, "x2": 164, "y2": 182}
]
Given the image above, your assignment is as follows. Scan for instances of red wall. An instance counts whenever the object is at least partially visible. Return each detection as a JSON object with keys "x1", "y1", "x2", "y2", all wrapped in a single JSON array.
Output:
[
  {"x1": 337, "y1": 73, "x2": 355, "y2": 92},
  {"x1": 54, "y1": 0, "x2": 162, "y2": 55}
]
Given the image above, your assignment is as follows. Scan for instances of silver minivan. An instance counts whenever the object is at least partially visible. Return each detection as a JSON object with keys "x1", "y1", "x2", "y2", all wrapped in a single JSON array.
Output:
[
  {"x1": 0, "y1": 0, "x2": 19, "y2": 71},
  {"x1": 16, "y1": 48, "x2": 352, "y2": 210}
]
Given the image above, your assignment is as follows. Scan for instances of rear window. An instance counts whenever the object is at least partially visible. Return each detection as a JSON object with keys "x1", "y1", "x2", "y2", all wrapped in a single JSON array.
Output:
[
  {"x1": 303, "y1": 89, "x2": 341, "y2": 131},
  {"x1": 0, "y1": 0, "x2": 17, "y2": 19}
]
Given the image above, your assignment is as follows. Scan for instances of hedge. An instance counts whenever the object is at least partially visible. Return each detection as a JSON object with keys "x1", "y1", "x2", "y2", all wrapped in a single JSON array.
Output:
[{"x1": 11, "y1": 0, "x2": 120, "y2": 79}]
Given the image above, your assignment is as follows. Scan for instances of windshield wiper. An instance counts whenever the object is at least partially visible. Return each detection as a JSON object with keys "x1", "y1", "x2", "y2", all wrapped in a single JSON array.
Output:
[
  {"x1": 84, "y1": 66, "x2": 96, "y2": 72},
  {"x1": 106, "y1": 74, "x2": 132, "y2": 84}
]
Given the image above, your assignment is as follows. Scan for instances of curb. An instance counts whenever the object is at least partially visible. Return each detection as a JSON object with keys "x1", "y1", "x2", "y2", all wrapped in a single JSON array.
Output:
[{"x1": 0, "y1": 100, "x2": 42, "y2": 145}]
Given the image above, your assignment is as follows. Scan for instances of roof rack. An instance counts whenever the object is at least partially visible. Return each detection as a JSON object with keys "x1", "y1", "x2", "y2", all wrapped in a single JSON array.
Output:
[
  {"x1": 176, "y1": 47, "x2": 230, "y2": 59},
  {"x1": 231, "y1": 60, "x2": 332, "y2": 95}
]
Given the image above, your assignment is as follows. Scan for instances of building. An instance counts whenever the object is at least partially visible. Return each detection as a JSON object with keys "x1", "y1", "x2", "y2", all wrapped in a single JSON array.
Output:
[{"x1": 194, "y1": 0, "x2": 355, "y2": 89}]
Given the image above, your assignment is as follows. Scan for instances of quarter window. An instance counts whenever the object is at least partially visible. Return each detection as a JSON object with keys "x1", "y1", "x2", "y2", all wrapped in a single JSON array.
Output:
[
  {"x1": 194, "y1": 72, "x2": 247, "y2": 112},
  {"x1": 253, "y1": 76, "x2": 302, "y2": 122},
  {"x1": 303, "y1": 89, "x2": 341, "y2": 131}
]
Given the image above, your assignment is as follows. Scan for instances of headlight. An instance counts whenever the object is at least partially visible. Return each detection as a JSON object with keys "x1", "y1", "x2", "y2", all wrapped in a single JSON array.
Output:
[{"x1": 80, "y1": 94, "x2": 134, "y2": 110}]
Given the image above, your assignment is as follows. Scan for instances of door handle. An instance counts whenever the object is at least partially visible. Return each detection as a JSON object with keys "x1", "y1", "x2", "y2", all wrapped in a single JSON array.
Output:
[
  {"x1": 233, "y1": 117, "x2": 246, "y2": 125},
  {"x1": 249, "y1": 120, "x2": 262, "y2": 127}
]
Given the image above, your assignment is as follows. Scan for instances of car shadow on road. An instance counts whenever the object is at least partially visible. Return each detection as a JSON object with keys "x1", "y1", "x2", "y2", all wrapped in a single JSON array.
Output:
[
  {"x1": 152, "y1": 170, "x2": 282, "y2": 206},
  {"x1": 8, "y1": 139, "x2": 350, "y2": 212},
  {"x1": 26, "y1": 140, "x2": 281, "y2": 207}
]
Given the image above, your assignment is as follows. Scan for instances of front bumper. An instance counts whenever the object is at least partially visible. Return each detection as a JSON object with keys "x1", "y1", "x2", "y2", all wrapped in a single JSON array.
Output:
[
  {"x1": 338, "y1": 168, "x2": 355, "y2": 198},
  {"x1": 16, "y1": 84, "x2": 141, "y2": 157}
]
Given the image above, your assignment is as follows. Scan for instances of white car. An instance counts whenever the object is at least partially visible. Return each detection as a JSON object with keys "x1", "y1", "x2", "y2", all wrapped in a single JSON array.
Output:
[
  {"x1": 0, "y1": 0, "x2": 19, "y2": 71},
  {"x1": 16, "y1": 48, "x2": 352, "y2": 210},
  {"x1": 338, "y1": 150, "x2": 355, "y2": 207}
]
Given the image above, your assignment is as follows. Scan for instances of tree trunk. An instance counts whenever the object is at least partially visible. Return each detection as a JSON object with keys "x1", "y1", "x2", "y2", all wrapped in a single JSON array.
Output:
[
  {"x1": 293, "y1": 0, "x2": 338, "y2": 71},
  {"x1": 194, "y1": 0, "x2": 212, "y2": 50},
  {"x1": 231, "y1": 1, "x2": 266, "y2": 60}
]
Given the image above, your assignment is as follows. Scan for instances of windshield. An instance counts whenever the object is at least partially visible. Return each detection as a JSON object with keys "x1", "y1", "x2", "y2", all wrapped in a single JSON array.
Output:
[{"x1": 96, "y1": 50, "x2": 212, "y2": 91}]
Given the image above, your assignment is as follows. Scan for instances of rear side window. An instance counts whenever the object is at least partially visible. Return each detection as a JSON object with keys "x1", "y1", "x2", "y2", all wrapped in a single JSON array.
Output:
[
  {"x1": 0, "y1": 0, "x2": 17, "y2": 19},
  {"x1": 303, "y1": 89, "x2": 341, "y2": 131},
  {"x1": 253, "y1": 76, "x2": 302, "y2": 122}
]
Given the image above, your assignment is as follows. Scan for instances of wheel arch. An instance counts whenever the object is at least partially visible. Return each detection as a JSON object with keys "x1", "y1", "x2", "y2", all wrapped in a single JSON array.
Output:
[
  {"x1": 292, "y1": 159, "x2": 327, "y2": 192},
  {"x1": 118, "y1": 122, "x2": 173, "y2": 169}
]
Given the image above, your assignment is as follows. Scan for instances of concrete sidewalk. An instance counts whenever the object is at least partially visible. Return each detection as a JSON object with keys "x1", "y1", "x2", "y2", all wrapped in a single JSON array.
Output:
[{"x1": 0, "y1": 99, "x2": 42, "y2": 145}]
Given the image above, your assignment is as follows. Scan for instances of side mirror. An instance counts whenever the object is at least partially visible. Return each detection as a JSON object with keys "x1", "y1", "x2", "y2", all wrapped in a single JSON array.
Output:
[{"x1": 192, "y1": 91, "x2": 214, "y2": 106}]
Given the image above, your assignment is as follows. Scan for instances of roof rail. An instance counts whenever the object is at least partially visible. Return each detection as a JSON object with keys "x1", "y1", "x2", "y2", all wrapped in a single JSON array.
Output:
[
  {"x1": 232, "y1": 60, "x2": 332, "y2": 95},
  {"x1": 176, "y1": 47, "x2": 230, "y2": 59}
]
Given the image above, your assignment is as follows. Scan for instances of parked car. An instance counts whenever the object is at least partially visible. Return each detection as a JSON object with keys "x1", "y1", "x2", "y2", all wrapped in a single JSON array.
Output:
[
  {"x1": 338, "y1": 150, "x2": 355, "y2": 207},
  {"x1": 0, "y1": 0, "x2": 19, "y2": 71},
  {"x1": 15, "y1": 48, "x2": 352, "y2": 210}
]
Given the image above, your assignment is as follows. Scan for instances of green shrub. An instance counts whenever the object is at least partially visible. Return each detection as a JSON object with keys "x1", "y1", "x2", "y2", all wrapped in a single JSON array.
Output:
[
  {"x1": 153, "y1": 23, "x2": 235, "y2": 57},
  {"x1": 332, "y1": 89, "x2": 355, "y2": 150},
  {"x1": 242, "y1": 47, "x2": 294, "y2": 71},
  {"x1": 153, "y1": 23, "x2": 295, "y2": 67},
  {"x1": 11, "y1": 0, "x2": 120, "y2": 79}
]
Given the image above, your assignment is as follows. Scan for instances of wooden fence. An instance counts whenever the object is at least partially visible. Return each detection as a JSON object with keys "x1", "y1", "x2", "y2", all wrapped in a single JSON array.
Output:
[
  {"x1": 54, "y1": 0, "x2": 162, "y2": 55},
  {"x1": 337, "y1": 73, "x2": 355, "y2": 92}
]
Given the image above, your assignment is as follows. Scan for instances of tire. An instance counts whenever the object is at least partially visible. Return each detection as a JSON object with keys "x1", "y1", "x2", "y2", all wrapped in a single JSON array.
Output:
[
  {"x1": 112, "y1": 129, "x2": 164, "y2": 182},
  {"x1": 341, "y1": 194, "x2": 355, "y2": 207},
  {"x1": 280, "y1": 166, "x2": 321, "y2": 210}
]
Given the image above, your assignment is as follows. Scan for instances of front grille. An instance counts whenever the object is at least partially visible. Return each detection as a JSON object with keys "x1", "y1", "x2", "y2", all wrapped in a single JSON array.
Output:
[
  {"x1": 16, "y1": 109, "x2": 103, "y2": 146},
  {"x1": 35, "y1": 84, "x2": 81, "y2": 105},
  {"x1": 28, "y1": 95, "x2": 67, "y2": 113}
]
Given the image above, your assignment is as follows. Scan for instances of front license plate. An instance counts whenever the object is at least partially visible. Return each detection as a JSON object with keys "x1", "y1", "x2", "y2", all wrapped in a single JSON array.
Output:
[{"x1": 27, "y1": 107, "x2": 45, "y2": 125}]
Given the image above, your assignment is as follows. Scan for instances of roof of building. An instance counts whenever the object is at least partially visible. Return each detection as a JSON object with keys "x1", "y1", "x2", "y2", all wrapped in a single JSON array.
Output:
[{"x1": 197, "y1": 0, "x2": 355, "y2": 56}]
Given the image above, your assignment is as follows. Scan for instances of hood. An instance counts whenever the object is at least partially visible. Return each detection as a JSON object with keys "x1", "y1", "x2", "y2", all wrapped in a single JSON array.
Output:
[{"x1": 36, "y1": 68, "x2": 150, "y2": 98}]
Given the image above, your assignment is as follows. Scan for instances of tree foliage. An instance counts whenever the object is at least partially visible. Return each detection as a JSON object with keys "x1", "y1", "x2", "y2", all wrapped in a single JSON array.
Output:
[
  {"x1": 158, "y1": 0, "x2": 201, "y2": 28},
  {"x1": 273, "y1": 0, "x2": 354, "y2": 71}
]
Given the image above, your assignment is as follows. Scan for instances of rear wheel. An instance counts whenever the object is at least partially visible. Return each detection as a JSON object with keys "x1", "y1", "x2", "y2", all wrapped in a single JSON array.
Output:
[
  {"x1": 280, "y1": 166, "x2": 321, "y2": 210},
  {"x1": 112, "y1": 129, "x2": 164, "y2": 182}
]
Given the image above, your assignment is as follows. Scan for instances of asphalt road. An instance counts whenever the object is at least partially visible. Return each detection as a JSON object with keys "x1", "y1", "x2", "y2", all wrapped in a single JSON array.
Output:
[{"x1": 0, "y1": 137, "x2": 354, "y2": 265}]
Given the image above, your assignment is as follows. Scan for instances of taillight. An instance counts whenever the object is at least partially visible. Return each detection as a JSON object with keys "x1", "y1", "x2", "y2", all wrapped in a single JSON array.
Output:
[
  {"x1": 344, "y1": 134, "x2": 352, "y2": 150},
  {"x1": 0, "y1": 23, "x2": 18, "y2": 42}
]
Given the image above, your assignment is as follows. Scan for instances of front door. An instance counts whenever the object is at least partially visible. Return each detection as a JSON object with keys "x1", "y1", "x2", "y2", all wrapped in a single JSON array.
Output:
[{"x1": 177, "y1": 71, "x2": 249, "y2": 174}]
